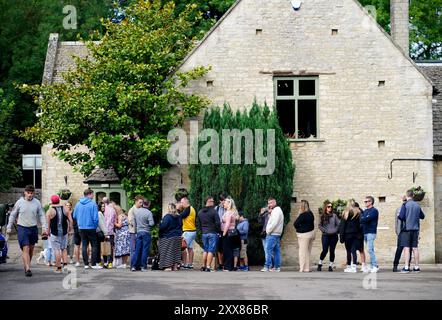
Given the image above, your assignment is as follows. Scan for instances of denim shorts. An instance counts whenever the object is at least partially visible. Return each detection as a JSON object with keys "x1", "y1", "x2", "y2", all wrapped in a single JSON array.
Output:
[
  {"x1": 202, "y1": 233, "x2": 218, "y2": 253},
  {"x1": 182, "y1": 231, "x2": 196, "y2": 249},
  {"x1": 50, "y1": 234, "x2": 68, "y2": 251},
  {"x1": 17, "y1": 225, "x2": 38, "y2": 249}
]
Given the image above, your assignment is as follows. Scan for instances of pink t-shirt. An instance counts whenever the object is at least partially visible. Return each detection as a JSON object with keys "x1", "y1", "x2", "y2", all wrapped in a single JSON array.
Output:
[{"x1": 222, "y1": 210, "x2": 237, "y2": 234}]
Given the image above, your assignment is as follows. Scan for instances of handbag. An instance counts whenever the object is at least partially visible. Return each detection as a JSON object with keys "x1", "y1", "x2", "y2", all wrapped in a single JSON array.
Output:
[
  {"x1": 181, "y1": 237, "x2": 187, "y2": 251},
  {"x1": 101, "y1": 241, "x2": 111, "y2": 256},
  {"x1": 97, "y1": 231, "x2": 105, "y2": 242},
  {"x1": 227, "y1": 228, "x2": 239, "y2": 238}
]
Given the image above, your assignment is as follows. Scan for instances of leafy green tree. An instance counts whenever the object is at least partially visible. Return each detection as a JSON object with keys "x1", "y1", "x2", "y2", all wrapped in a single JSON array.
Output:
[
  {"x1": 0, "y1": 90, "x2": 22, "y2": 191},
  {"x1": 189, "y1": 102, "x2": 294, "y2": 264},
  {"x1": 20, "y1": 0, "x2": 211, "y2": 216},
  {"x1": 358, "y1": 0, "x2": 441, "y2": 60},
  {"x1": 409, "y1": 0, "x2": 442, "y2": 60},
  {"x1": 0, "y1": 0, "x2": 119, "y2": 189}
]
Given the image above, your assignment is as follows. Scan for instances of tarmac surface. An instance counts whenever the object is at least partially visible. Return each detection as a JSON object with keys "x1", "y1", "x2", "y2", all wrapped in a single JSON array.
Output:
[{"x1": 1, "y1": 241, "x2": 442, "y2": 300}]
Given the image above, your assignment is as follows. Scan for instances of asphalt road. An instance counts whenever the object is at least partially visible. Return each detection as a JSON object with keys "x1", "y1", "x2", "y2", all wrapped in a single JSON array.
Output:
[{"x1": 1, "y1": 250, "x2": 442, "y2": 300}]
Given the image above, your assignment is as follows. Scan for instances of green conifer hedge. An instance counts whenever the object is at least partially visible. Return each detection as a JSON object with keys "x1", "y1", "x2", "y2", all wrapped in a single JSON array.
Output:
[{"x1": 189, "y1": 102, "x2": 294, "y2": 264}]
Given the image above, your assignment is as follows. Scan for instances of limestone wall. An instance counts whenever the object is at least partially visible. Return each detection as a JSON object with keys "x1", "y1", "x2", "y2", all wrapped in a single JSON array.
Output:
[{"x1": 171, "y1": 0, "x2": 435, "y2": 265}]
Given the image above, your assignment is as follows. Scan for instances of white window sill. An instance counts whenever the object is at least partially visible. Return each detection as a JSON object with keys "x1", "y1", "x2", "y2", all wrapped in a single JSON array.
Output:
[{"x1": 288, "y1": 139, "x2": 325, "y2": 143}]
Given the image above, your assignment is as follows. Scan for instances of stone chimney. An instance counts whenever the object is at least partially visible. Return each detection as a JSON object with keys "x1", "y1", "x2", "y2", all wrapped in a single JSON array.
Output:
[{"x1": 390, "y1": 0, "x2": 409, "y2": 54}]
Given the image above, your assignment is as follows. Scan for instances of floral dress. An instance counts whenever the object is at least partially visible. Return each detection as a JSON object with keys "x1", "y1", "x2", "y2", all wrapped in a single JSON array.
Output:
[{"x1": 114, "y1": 215, "x2": 130, "y2": 257}]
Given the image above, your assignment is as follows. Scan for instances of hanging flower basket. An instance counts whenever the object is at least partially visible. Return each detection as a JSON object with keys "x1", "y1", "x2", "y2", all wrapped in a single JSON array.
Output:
[
  {"x1": 58, "y1": 189, "x2": 72, "y2": 201},
  {"x1": 411, "y1": 186, "x2": 425, "y2": 202}
]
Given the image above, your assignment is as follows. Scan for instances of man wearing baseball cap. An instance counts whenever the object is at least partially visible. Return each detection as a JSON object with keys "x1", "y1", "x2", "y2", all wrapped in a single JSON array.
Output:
[
  {"x1": 6, "y1": 185, "x2": 47, "y2": 277},
  {"x1": 46, "y1": 195, "x2": 73, "y2": 273}
]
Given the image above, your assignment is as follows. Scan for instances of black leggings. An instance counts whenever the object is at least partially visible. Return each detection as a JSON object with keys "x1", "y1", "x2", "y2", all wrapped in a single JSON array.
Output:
[
  {"x1": 319, "y1": 234, "x2": 338, "y2": 262},
  {"x1": 223, "y1": 235, "x2": 234, "y2": 271},
  {"x1": 344, "y1": 236, "x2": 360, "y2": 265}
]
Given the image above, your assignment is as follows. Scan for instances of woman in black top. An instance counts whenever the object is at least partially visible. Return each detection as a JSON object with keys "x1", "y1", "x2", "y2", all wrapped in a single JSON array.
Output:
[
  {"x1": 294, "y1": 200, "x2": 315, "y2": 272},
  {"x1": 339, "y1": 201, "x2": 363, "y2": 273}
]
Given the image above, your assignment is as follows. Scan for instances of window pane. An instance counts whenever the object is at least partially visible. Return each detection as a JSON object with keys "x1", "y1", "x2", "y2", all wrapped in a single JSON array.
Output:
[
  {"x1": 299, "y1": 80, "x2": 316, "y2": 96},
  {"x1": 276, "y1": 100, "x2": 296, "y2": 138},
  {"x1": 298, "y1": 100, "x2": 317, "y2": 138},
  {"x1": 110, "y1": 192, "x2": 121, "y2": 205},
  {"x1": 277, "y1": 80, "x2": 294, "y2": 96},
  {"x1": 96, "y1": 192, "x2": 106, "y2": 204}
]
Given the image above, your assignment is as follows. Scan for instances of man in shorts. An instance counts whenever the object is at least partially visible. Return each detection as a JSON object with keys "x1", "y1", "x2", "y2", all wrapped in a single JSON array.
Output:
[
  {"x1": 399, "y1": 189, "x2": 425, "y2": 273},
  {"x1": 7, "y1": 185, "x2": 47, "y2": 277},
  {"x1": 180, "y1": 197, "x2": 197, "y2": 269},
  {"x1": 46, "y1": 195, "x2": 72, "y2": 273},
  {"x1": 196, "y1": 196, "x2": 221, "y2": 272}
]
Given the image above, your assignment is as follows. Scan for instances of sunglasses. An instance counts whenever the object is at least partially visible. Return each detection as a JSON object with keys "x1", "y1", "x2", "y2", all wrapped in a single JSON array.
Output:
[
  {"x1": 364, "y1": 200, "x2": 371, "y2": 203},
  {"x1": 326, "y1": 205, "x2": 332, "y2": 208}
]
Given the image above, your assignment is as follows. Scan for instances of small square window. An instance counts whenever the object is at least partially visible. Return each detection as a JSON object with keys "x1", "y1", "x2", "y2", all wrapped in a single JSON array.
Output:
[
  {"x1": 378, "y1": 140, "x2": 385, "y2": 148},
  {"x1": 299, "y1": 80, "x2": 316, "y2": 96},
  {"x1": 379, "y1": 196, "x2": 386, "y2": 203},
  {"x1": 207, "y1": 81, "x2": 214, "y2": 87},
  {"x1": 332, "y1": 29, "x2": 339, "y2": 35},
  {"x1": 277, "y1": 79, "x2": 294, "y2": 96},
  {"x1": 378, "y1": 81, "x2": 386, "y2": 87},
  {"x1": 256, "y1": 29, "x2": 263, "y2": 35}
]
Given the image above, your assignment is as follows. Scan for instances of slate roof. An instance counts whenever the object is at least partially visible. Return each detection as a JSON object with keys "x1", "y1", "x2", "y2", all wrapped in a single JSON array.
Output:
[
  {"x1": 418, "y1": 62, "x2": 442, "y2": 158},
  {"x1": 84, "y1": 168, "x2": 120, "y2": 184}
]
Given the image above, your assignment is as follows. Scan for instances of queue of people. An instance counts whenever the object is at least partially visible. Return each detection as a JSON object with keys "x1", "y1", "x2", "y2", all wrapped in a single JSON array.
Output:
[{"x1": 3, "y1": 185, "x2": 425, "y2": 276}]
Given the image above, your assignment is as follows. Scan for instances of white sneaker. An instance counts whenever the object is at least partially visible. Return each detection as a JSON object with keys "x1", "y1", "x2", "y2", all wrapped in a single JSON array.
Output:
[
  {"x1": 75, "y1": 262, "x2": 81, "y2": 267},
  {"x1": 371, "y1": 266, "x2": 379, "y2": 273},
  {"x1": 344, "y1": 265, "x2": 357, "y2": 273},
  {"x1": 91, "y1": 265, "x2": 103, "y2": 270},
  {"x1": 84, "y1": 265, "x2": 91, "y2": 269},
  {"x1": 260, "y1": 267, "x2": 269, "y2": 272},
  {"x1": 360, "y1": 265, "x2": 369, "y2": 273},
  {"x1": 116, "y1": 264, "x2": 127, "y2": 269},
  {"x1": 69, "y1": 259, "x2": 74, "y2": 264}
]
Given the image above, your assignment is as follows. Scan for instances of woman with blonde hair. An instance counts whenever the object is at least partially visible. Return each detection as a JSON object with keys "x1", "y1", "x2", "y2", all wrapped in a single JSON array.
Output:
[
  {"x1": 158, "y1": 203, "x2": 182, "y2": 271},
  {"x1": 114, "y1": 205, "x2": 131, "y2": 268},
  {"x1": 221, "y1": 197, "x2": 239, "y2": 272},
  {"x1": 339, "y1": 200, "x2": 363, "y2": 273},
  {"x1": 294, "y1": 200, "x2": 315, "y2": 272}
]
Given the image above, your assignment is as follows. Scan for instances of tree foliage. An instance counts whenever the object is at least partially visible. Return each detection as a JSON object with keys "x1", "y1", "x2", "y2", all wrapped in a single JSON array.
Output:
[
  {"x1": 20, "y1": 0, "x2": 211, "y2": 215},
  {"x1": 0, "y1": 0, "x2": 118, "y2": 189},
  {"x1": 0, "y1": 89, "x2": 22, "y2": 191},
  {"x1": 358, "y1": 0, "x2": 442, "y2": 60},
  {"x1": 189, "y1": 102, "x2": 294, "y2": 264}
]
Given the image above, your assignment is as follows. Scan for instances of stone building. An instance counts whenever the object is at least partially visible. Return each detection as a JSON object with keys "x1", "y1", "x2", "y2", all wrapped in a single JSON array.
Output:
[{"x1": 41, "y1": 0, "x2": 441, "y2": 265}]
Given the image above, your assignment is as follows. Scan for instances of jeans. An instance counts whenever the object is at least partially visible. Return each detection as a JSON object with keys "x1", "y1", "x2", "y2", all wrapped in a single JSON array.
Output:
[
  {"x1": 319, "y1": 234, "x2": 338, "y2": 262},
  {"x1": 132, "y1": 231, "x2": 151, "y2": 269},
  {"x1": 364, "y1": 233, "x2": 378, "y2": 268},
  {"x1": 265, "y1": 235, "x2": 281, "y2": 269},
  {"x1": 130, "y1": 233, "x2": 136, "y2": 262},
  {"x1": 80, "y1": 229, "x2": 99, "y2": 266}
]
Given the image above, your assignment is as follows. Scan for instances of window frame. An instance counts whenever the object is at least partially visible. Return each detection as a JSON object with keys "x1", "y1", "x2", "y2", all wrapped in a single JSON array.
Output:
[{"x1": 274, "y1": 76, "x2": 320, "y2": 141}]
